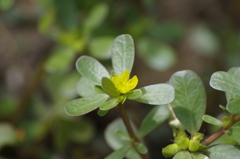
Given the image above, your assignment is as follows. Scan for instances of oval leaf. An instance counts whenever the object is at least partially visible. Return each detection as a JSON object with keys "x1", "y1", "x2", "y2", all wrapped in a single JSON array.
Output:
[
  {"x1": 100, "y1": 99, "x2": 119, "y2": 111},
  {"x1": 170, "y1": 70, "x2": 206, "y2": 134},
  {"x1": 210, "y1": 71, "x2": 240, "y2": 95},
  {"x1": 125, "y1": 89, "x2": 142, "y2": 100},
  {"x1": 202, "y1": 115, "x2": 223, "y2": 126},
  {"x1": 77, "y1": 77, "x2": 96, "y2": 97},
  {"x1": 139, "y1": 105, "x2": 170, "y2": 137},
  {"x1": 173, "y1": 151, "x2": 192, "y2": 159},
  {"x1": 105, "y1": 145, "x2": 131, "y2": 159},
  {"x1": 204, "y1": 144, "x2": 240, "y2": 159},
  {"x1": 65, "y1": 94, "x2": 109, "y2": 116},
  {"x1": 112, "y1": 34, "x2": 134, "y2": 75},
  {"x1": 191, "y1": 153, "x2": 209, "y2": 159},
  {"x1": 136, "y1": 84, "x2": 175, "y2": 105},
  {"x1": 134, "y1": 142, "x2": 148, "y2": 154},
  {"x1": 76, "y1": 56, "x2": 110, "y2": 85},
  {"x1": 98, "y1": 109, "x2": 108, "y2": 116},
  {"x1": 226, "y1": 67, "x2": 240, "y2": 101},
  {"x1": 227, "y1": 96, "x2": 240, "y2": 114},
  {"x1": 102, "y1": 77, "x2": 120, "y2": 97},
  {"x1": 226, "y1": 126, "x2": 240, "y2": 144}
]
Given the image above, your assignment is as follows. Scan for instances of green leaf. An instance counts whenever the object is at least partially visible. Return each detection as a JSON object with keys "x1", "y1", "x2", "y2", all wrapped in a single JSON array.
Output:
[
  {"x1": 139, "y1": 105, "x2": 170, "y2": 137},
  {"x1": 105, "y1": 145, "x2": 131, "y2": 159},
  {"x1": 115, "y1": 130, "x2": 130, "y2": 141},
  {"x1": 44, "y1": 46, "x2": 75, "y2": 72},
  {"x1": 210, "y1": 71, "x2": 240, "y2": 95},
  {"x1": 227, "y1": 96, "x2": 240, "y2": 114},
  {"x1": 134, "y1": 142, "x2": 148, "y2": 154},
  {"x1": 191, "y1": 153, "x2": 209, "y2": 159},
  {"x1": 98, "y1": 109, "x2": 108, "y2": 116},
  {"x1": 0, "y1": 123, "x2": 16, "y2": 148},
  {"x1": 204, "y1": 144, "x2": 240, "y2": 159},
  {"x1": 76, "y1": 56, "x2": 110, "y2": 85},
  {"x1": 105, "y1": 118, "x2": 140, "y2": 159},
  {"x1": 137, "y1": 38, "x2": 176, "y2": 71},
  {"x1": 226, "y1": 126, "x2": 240, "y2": 144},
  {"x1": 112, "y1": 34, "x2": 135, "y2": 75},
  {"x1": 102, "y1": 77, "x2": 120, "y2": 97},
  {"x1": 125, "y1": 89, "x2": 142, "y2": 100},
  {"x1": 136, "y1": 84, "x2": 175, "y2": 105},
  {"x1": 202, "y1": 115, "x2": 223, "y2": 126},
  {"x1": 170, "y1": 70, "x2": 206, "y2": 134},
  {"x1": 65, "y1": 94, "x2": 109, "y2": 116},
  {"x1": 100, "y1": 99, "x2": 119, "y2": 111},
  {"x1": 84, "y1": 3, "x2": 108, "y2": 32},
  {"x1": 76, "y1": 77, "x2": 96, "y2": 97},
  {"x1": 0, "y1": 0, "x2": 14, "y2": 11},
  {"x1": 226, "y1": 67, "x2": 240, "y2": 101},
  {"x1": 89, "y1": 36, "x2": 114, "y2": 59},
  {"x1": 173, "y1": 151, "x2": 192, "y2": 159}
]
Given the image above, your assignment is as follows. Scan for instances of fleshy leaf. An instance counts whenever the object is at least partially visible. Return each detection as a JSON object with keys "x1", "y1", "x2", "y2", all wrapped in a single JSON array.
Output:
[
  {"x1": 170, "y1": 70, "x2": 206, "y2": 134},
  {"x1": 102, "y1": 77, "x2": 120, "y2": 97},
  {"x1": 125, "y1": 89, "x2": 142, "y2": 100},
  {"x1": 226, "y1": 96, "x2": 240, "y2": 114},
  {"x1": 100, "y1": 99, "x2": 119, "y2": 111},
  {"x1": 105, "y1": 118, "x2": 140, "y2": 159},
  {"x1": 202, "y1": 115, "x2": 223, "y2": 126},
  {"x1": 115, "y1": 130, "x2": 130, "y2": 141},
  {"x1": 204, "y1": 144, "x2": 240, "y2": 159},
  {"x1": 136, "y1": 84, "x2": 175, "y2": 105},
  {"x1": 226, "y1": 67, "x2": 240, "y2": 101},
  {"x1": 112, "y1": 34, "x2": 134, "y2": 75},
  {"x1": 105, "y1": 145, "x2": 131, "y2": 159},
  {"x1": 225, "y1": 126, "x2": 240, "y2": 144},
  {"x1": 98, "y1": 109, "x2": 108, "y2": 116},
  {"x1": 210, "y1": 71, "x2": 240, "y2": 95},
  {"x1": 76, "y1": 56, "x2": 110, "y2": 85},
  {"x1": 139, "y1": 105, "x2": 170, "y2": 137},
  {"x1": 76, "y1": 77, "x2": 96, "y2": 97},
  {"x1": 173, "y1": 151, "x2": 192, "y2": 159},
  {"x1": 191, "y1": 153, "x2": 209, "y2": 159},
  {"x1": 65, "y1": 94, "x2": 109, "y2": 116},
  {"x1": 134, "y1": 142, "x2": 148, "y2": 154}
]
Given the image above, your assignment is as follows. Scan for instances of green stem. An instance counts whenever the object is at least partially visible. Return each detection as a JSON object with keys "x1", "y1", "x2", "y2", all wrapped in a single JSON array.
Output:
[
  {"x1": 117, "y1": 104, "x2": 149, "y2": 159},
  {"x1": 201, "y1": 114, "x2": 240, "y2": 146}
]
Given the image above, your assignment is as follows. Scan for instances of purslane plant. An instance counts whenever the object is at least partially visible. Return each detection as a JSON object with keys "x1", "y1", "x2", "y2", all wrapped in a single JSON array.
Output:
[
  {"x1": 65, "y1": 34, "x2": 240, "y2": 159},
  {"x1": 65, "y1": 34, "x2": 174, "y2": 158}
]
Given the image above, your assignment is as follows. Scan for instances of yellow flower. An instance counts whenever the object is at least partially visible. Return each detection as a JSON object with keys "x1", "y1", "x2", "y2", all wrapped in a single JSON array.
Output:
[{"x1": 110, "y1": 70, "x2": 138, "y2": 94}]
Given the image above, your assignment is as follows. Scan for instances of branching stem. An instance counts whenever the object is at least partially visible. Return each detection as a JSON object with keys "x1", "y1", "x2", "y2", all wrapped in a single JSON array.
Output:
[
  {"x1": 201, "y1": 114, "x2": 240, "y2": 146},
  {"x1": 117, "y1": 104, "x2": 149, "y2": 159}
]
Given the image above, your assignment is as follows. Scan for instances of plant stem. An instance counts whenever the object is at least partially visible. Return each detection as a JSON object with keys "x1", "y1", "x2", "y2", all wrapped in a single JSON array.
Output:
[
  {"x1": 201, "y1": 114, "x2": 240, "y2": 146},
  {"x1": 117, "y1": 104, "x2": 149, "y2": 159}
]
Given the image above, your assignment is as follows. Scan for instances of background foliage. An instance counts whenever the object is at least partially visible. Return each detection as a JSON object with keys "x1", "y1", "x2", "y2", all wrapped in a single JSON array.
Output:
[{"x1": 0, "y1": 0, "x2": 240, "y2": 158}]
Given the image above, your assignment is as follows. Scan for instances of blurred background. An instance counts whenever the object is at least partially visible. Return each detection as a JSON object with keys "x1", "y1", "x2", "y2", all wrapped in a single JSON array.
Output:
[{"x1": 0, "y1": 0, "x2": 240, "y2": 158}]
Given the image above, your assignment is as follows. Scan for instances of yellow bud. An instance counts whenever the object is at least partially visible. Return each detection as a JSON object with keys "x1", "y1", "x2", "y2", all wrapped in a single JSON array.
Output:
[
  {"x1": 162, "y1": 143, "x2": 180, "y2": 158},
  {"x1": 175, "y1": 137, "x2": 189, "y2": 150},
  {"x1": 188, "y1": 139, "x2": 200, "y2": 152}
]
